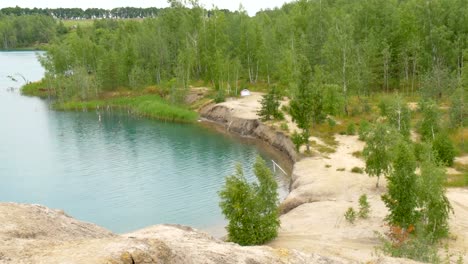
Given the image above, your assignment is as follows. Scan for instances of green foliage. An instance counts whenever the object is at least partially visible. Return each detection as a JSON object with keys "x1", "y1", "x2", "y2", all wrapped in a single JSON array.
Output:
[
  {"x1": 344, "y1": 207, "x2": 357, "y2": 224},
  {"x1": 363, "y1": 124, "x2": 398, "y2": 187},
  {"x1": 291, "y1": 131, "x2": 306, "y2": 152},
  {"x1": 378, "y1": 142, "x2": 453, "y2": 261},
  {"x1": 322, "y1": 84, "x2": 345, "y2": 116},
  {"x1": 378, "y1": 97, "x2": 392, "y2": 117},
  {"x1": 358, "y1": 120, "x2": 371, "y2": 141},
  {"x1": 449, "y1": 87, "x2": 467, "y2": 129},
  {"x1": 382, "y1": 141, "x2": 418, "y2": 229},
  {"x1": 351, "y1": 167, "x2": 364, "y2": 174},
  {"x1": 418, "y1": 158, "x2": 453, "y2": 241},
  {"x1": 20, "y1": 80, "x2": 52, "y2": 98},
  {"x1": 0, "y1": 15, "x2": 57, "y2": 49},
  {"x1": 378, "y1": 228, "x2": 440, "y2": 263},
  {"x1": 290, "y1": 56, "x2": 326, "y2": 152},
  {"x1": 55, "y1": 95, "x2": 198, "y2": 122},
  {"x1": 432, "y1": 132, "x2": 456, "y2": 166},
  {"x1": 358, "y1": 194, "x2": 370, "y2": 219},
  {"x1": 129, "y1": 65, "x2": 151, "y2": 90},
  {"x1": 214, "y1": 89, "x2": 225, "y2": 103},
  {"x1": 418, "y1": 100, "x2": 440, "y2": 142},
  {"x1": 346, "y1": 123, "x2": 356, "y2": 135},
  {"x1": 7, "y1": 0, "x2": 467, "y2": 105},
  {"x1": 385, "y1": 96, "x2": 411, "y2": 139},
  {"x1": 258, "y1": 86, "x2": 284, "y2": 121},
  {"x1": 219, "y1": 156, "x2": 280, "y2": 245}
]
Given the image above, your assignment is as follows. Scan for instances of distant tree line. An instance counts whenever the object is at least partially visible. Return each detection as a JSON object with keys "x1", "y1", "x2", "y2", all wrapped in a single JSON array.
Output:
[
  {"x1": 0, "y1": 15, "x2": 56, "y2": 49},
  {"x1": 37, "y1": 0, "x2": 466, "y2": 105},
  {"x1": 0, "y1": 6, "x2": 163, "y2": 19}
]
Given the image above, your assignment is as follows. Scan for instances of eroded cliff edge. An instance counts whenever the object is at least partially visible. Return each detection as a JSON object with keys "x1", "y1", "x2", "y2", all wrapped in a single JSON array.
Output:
[{"x1": 199, "y1": 100, "x2": 298, "y2": 164}]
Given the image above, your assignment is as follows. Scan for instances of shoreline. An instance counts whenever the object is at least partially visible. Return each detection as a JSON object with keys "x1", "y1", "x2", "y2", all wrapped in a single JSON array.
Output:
[
  {"x1": 12, "y1": 85, "x2": 468, "y2": 262},
  {"x1": 200, "y1": 95, "x2": 468, "y2": 262}
]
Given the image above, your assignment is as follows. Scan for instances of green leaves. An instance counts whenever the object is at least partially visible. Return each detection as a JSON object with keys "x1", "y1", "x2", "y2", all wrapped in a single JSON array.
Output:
[
  {"x1": 257, "y1": 86, "x2": 284, "y2": 121},
  {"x1": 219, "y1": 156, "x2": 280, "y2": 246},
  {"x1": 363, "y1": 123, "x2": 399, "y2": 187},
  {"x1": 418, "y1": 159, "x2": 453, "y2": 241},
  {"x1": 382, "y1": 141, "x2": 418, "y2": 229}
]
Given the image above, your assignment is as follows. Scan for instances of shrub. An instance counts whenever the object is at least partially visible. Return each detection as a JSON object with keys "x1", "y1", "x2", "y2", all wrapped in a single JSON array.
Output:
[
  {"x1": 346, "y1": 123, "x2": 356, "y2": 135},
  {"x1": 378, "y1": 97, "x2": 391, "y2": 117},
  {"x1": 358, "y1": 194, "x2": 370, "y2": 218},
  {"x1": 214, "y1": 89, "x2": 226, "y2": 103},
  {"x1": 351, "y1": 167, "x2": 364, "y2": 174},
  {"x1": 432, "y1": 133, "x2": 456, "y2": 166},
  {"x1": 258, "y1": 85, "x2": 284, "y2": 121},
  {"x1": 358, "y1": 120, "x2": 371, "y2": 141},
  {"x1": 344, "y1": 207, "x2": 357, "y2": 223},
  {"x1": 378, "y1": 227, "x2": 440, "y2": 263},
  {"x1": 327, "y1": 117, "x2": 337, "y2": 128},
  {"x1": 219, "y1": 156, "x2": 280, "y2": 245},
  {"x1": 418, "y1": 100, "x2": 440, "y2": 142},
  {"x1": 291, "y1": 131, "x2": 305, "y2": 152}
]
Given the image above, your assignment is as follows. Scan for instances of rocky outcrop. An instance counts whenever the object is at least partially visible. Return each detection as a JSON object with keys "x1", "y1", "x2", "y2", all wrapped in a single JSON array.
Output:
[
  {"x1": 200, "y1": 104, "x2": 298, "y2": 163},
  {"x1": 0, "y1": 203, "x2": 351, "y2": 264}
]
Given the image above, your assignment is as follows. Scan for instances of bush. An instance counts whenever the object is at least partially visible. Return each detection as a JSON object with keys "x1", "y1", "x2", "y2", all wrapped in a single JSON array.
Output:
[
  {"x1": 351, "y1": 167, "x2": 364, "y2": 174},
  {"x1": 291, "y1": 131, "x2": 306, "y2": 152},
  {"x1": 358, "y1": 120, "x2": 371, "y2": 141},
  {"x1": 327, "y1": 117, "x2": 337, "y2": 128},
  {"x1": 219, "y1": 156, "x2": 280, "y2": 245},
  {"x1": 214, "y1": 89, "x2": 226, "y2": 103},
  {"x1": 432, "y1": 133, "x2": 456, "y2": 166},
  {"x1": 344, "y1": 207, "x2": 357, "y2": 223},
  {"x1": 346, "y1": 123, "x2": 356, "y2": 135},
  {"x1": 378, "y1": 97, "x2": 391, "y2": 116},
  {"x1": 258, "y1": 85, "x2": 284, "y2": 121},
  {"x1": 358, "y1": 194, "x2": 370, "y2": 219},
  {"x1": 378, "y1": 227, "x2": 440, "y2": 263}
]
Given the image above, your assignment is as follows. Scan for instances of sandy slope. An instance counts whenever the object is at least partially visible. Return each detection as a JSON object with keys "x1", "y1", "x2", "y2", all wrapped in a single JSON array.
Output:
[
  {"x1": 270, "y1": 134, "x2": 468, "y2": 262},
  {"x1": 269, "y1": 135, "x2": 391, "y2": 262},
  {"x1": 212, "y1": 94, "x2": 467, "y2": 262}
]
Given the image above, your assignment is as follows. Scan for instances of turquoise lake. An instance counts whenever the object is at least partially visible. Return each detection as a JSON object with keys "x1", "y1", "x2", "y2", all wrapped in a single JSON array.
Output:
[{"x1": 0, "y1": 51, "x2": 289, "y2": 234}]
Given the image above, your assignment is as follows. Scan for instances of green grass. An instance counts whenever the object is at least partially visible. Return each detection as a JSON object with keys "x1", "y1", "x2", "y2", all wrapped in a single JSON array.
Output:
[
  {"x1": 351, "y1": 167, "x2": 364, "y2": 174},
  {"x1": 21, "y1": 80, "x2": 54, "y2": 98},
  {"x1": 62, "y1": 19, "x2": 95, "y2": 28},
  {"x1": 54, "y1": 95, "x2": 198, "y2": 123}
]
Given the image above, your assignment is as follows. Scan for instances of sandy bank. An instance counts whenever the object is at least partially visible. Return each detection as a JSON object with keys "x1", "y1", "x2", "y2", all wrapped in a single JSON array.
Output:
[{"x1": 201, "y1": 94, "x2": 468, "y2": 263}]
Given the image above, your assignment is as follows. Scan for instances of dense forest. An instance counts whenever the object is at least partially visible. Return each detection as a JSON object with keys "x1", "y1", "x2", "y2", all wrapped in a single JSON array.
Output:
[
  {"x1": 0, "y1": 15, "x2": 58, "y2": 49},
  {"x1": 33, "y1": 0, "x2": 467, "y2": 102},
  {"x1": 0, "y1": 6, "x2": 164, "y2": 19}
]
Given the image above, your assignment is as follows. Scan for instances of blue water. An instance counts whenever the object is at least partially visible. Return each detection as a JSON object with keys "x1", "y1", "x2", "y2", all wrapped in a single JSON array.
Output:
[{"x1": 0, "y1": 51, "x2": 288, "y2": 234}]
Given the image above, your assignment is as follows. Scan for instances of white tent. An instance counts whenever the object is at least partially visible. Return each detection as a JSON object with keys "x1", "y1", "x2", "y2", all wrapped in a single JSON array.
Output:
[{"x1": 240, "y1": 89, "x2": 251, "y2": 97}]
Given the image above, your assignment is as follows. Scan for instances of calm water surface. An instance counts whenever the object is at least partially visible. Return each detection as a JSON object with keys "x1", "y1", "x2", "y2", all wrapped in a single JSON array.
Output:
[{"x1": 0, "y1": 51, "x2": 288, "y2": 234}]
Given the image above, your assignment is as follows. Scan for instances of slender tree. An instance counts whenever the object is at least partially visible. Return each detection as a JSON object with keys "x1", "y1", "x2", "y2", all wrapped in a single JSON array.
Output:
[
  {"x1": 219, "y1": 156, "x2": 280, "y2": 245},
  {"x1": 363, "y1": 123, "x2": 398, "y2": 188}
]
